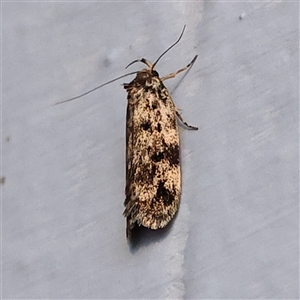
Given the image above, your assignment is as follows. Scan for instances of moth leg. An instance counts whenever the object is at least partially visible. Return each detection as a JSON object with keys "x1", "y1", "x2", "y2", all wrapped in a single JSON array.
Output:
[
  {"x1": 176, "y1": 111, "x2": 198, "y2": 130},
  {"x1": 161, "y1": 55, "x2": 198, "y2": 81}
]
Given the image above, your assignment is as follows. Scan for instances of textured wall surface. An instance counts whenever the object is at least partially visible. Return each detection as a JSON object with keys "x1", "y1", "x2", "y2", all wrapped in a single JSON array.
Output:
[{"x1": 2, "y1": 2, "x2": 299, "y2": 299}]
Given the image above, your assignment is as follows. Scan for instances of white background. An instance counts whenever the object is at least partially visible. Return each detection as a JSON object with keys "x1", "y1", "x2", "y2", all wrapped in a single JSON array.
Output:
[{"x1": 2, "y1": 1, "x2": 298, "y2": 299}]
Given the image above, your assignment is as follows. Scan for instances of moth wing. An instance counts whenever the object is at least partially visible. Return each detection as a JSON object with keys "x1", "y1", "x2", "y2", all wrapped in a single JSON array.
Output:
[{"x1": 124, "y1": 86, "x2": 181, "y2": 238}]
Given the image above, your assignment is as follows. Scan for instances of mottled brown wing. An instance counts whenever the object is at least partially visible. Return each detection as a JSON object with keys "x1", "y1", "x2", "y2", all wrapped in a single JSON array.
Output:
[{"x1": 123, "y1": 75, "x2": 181, "y2": 239}]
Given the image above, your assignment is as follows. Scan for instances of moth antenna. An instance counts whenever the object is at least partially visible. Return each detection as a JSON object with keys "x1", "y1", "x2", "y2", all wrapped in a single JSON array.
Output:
[
  {"x1": 125, "y1": 58, "x2": 152, "y2": 69},
  {"x1": 54, "y1": 71, "x2": 138, "y2": 105},
  {"x1": 151, "y1": 25, "x2": 186, "y2": 71}
]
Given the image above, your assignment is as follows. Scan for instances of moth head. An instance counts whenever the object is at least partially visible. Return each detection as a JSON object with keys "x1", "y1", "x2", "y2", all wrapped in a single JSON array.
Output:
[{"x1": 133, "y1": 68, "x2": 160, "y2": 86}]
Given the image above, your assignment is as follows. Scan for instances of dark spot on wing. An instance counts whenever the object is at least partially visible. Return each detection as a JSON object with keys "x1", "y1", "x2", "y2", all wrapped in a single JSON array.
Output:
[
  {"x1": 157, "y1": 123, "x2": 162, "y2": 132},
  {"x1": 151, "y1": 164, "x2": 156, "y2": 174},
  {"x1": 168, "y1": 145, "x2": 179, "y2": 165},
  {"x1": 141, "y1": 121, "x2": 151, "y2": 131},
  {"x1": 151, "y1": 151, "x2": 164, "y2": 162},
  {"x1": 144, "y1": 85, "x2": 156, "y2": 93},
  {"x1": 150, "y1": 145, "x2": 179, "y2": 165},
  {"x1": 152, "y1": 101, "x2": 158, "y2": 110},
  {"x1": 156, "y1": 181, "x2": 174, "y2": 206}
]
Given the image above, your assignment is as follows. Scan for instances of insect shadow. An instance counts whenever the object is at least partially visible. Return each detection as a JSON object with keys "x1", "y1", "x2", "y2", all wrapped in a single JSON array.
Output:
[{"x1": 129, "y1": 214, "x2": 177, "y2": 253}]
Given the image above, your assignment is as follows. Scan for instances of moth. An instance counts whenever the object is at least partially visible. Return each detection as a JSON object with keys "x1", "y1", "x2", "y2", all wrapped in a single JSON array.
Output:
[{"x1": 55, "y1": 26, "x2": 198, "y2": 241}]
